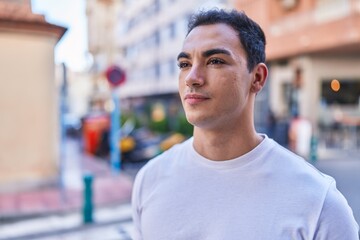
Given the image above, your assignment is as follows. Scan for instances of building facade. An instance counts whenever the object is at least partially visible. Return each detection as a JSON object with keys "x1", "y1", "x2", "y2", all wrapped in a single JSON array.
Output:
[
  {"x1": 232, "y1": 0, "x2": 360, "y2": 150},
  {"x1": 86, "y1": 0, "x2": 124, "y2": 114},
  {"x1": 0, "y1": 0, "x2": 66, "y2": 190}
]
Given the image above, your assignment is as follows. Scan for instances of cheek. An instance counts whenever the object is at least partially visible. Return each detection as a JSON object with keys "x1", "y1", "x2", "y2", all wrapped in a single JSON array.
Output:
[
  {"x1": 178, "y1": 76, "x2": 186, "y2": 94},
  {"x1": 225, "y1": 74, "x2": 243, "y2": 98},
  {"x1": 220, "y1": 74, "x2": 250, "y2": 110},
  {"x1": 232, "y1": 71, "x2": 251, "y2": 93}
]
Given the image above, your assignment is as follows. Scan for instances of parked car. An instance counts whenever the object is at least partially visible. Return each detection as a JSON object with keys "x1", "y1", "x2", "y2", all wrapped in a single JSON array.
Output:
[{"x1": 122, "y1": 127, "x2": 164, "y2": 162}]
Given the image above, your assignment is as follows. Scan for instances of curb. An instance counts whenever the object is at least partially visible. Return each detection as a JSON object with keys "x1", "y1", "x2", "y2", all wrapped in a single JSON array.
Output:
[
  {"x1": 0, "y1": 198, "x2": 131, "y2": 224},
  {"x1": 0, "y1": 203, "x2": 133, "y2": 240},
  {"x1": 0, "y1": 217, "x2": 132, "y2": 240}
]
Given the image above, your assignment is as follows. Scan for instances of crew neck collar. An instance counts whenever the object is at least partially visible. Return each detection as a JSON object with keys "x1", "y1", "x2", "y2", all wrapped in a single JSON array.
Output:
[{"x1": 187, "y1": 134, "x2": 274, "y2": 170}]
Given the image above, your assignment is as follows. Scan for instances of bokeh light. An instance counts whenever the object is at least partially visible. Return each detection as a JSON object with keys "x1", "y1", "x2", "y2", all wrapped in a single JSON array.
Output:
[{"x1": 331, "y1": 79, "x2": 341, "y2": 92}]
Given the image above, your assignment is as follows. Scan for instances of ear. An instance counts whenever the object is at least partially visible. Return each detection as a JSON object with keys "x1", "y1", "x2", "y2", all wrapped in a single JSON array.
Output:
[{"x1": 250, "y1": 63, "x2": 268, "y2": 93}]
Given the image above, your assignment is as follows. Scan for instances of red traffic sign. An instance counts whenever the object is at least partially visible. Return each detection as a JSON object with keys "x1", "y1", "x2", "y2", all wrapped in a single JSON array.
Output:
[{"x1": 105, "y1": 65, "x2": 126, "y2": 87}]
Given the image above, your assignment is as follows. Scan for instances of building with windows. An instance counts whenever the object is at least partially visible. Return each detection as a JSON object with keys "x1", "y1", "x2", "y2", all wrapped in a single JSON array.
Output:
[
  {"x1": 232, "y1": 0, "x2": 360, "y2": 150},
  {"x1": 86, "y1": 0, "x2": 122, "y2": 112}
]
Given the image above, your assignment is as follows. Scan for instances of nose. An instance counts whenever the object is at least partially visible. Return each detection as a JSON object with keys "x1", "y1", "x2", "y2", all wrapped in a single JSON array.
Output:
[{"x1": 184, "y1": 65, "x2": 205, "y2": 88}]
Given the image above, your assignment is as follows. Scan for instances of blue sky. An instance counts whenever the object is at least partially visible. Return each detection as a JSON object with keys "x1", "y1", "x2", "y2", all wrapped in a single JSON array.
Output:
[{"x1": 31, "y1": 0, "x2": 88, "y2": 71}]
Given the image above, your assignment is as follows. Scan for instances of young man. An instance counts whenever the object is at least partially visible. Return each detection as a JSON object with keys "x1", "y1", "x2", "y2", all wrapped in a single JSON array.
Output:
[{"x1": 132, "y1": 9, "x2": 359, "y2": 239}]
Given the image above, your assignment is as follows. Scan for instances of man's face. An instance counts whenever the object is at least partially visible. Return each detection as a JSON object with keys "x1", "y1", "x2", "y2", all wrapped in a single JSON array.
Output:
[{"x1": 177, "y1": 23, "x2": 255, "y2": 130}]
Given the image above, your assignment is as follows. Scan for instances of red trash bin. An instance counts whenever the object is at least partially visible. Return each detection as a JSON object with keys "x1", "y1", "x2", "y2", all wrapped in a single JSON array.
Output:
[{"x1": 82, "y1": 114, "x2": 110, "y2": 154}]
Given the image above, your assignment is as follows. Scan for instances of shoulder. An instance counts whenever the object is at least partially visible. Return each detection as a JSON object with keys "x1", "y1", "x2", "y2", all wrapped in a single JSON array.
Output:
[
  {"x1": 263, "y1": 139, "x2": 336, "y2": 200},
  {"x1": 264, "y1": 139, "x2": 360, "y2": 235},
  {"x1": 269, "y1": 140, "x2": 332, "y2": 183},
  {"x1": 314, "y1": 181, "x2": 359, "y2": 239}
]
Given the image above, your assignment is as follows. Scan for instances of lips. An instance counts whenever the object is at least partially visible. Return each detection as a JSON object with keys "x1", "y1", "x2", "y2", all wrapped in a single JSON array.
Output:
[{"x1": 184, "y1": 93, "x2": 210, "y2": 105}]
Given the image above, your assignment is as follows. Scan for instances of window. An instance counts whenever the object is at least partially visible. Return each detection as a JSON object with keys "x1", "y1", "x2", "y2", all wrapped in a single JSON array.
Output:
[
  {"x1": 154, "y1": 30, "x2": 161, "y2": 46},
  {"x1": 155, "y1": 62, "x2": 161, "y2": 79},
  {"x1": 321, "y1": 79, "x2": 360, "y2": 105},
  {"x1": 169, "y1": 22, "x2": 176, "y2": 39},
  {"x1": 154, "y1": 0, "x2": 161, "y2": 13},
  {"x1": 169, "y1": 59, "x2": 176, "y2": 75}
]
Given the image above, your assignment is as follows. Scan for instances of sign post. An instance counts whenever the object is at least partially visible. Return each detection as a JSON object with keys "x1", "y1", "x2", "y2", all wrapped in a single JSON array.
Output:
[{"x1": 105, "y1": 65, "x2": 126, "y2": 174}]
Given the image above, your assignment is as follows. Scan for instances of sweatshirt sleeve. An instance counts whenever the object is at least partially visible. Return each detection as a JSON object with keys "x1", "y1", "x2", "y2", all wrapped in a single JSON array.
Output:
[{"x1": 314, "y1": 180, "x2": 359, "y2": 239}]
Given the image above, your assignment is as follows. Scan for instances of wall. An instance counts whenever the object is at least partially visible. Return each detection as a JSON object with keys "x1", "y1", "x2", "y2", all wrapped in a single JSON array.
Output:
[
  {"x1": 0, "y1": 31, "x2": 59, "y2": 190},
  {"x1": 269, "y1": 55, "x2": 360, "y2": 130}
]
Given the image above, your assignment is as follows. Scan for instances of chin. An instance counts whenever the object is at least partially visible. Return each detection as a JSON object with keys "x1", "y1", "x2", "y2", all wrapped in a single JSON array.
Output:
[
  {"x1": 187, "y1": 116, "x2": 214, "y2": 129},
  {"x1": 185, "y1": 116, "x2": 200, "y2": 127}
]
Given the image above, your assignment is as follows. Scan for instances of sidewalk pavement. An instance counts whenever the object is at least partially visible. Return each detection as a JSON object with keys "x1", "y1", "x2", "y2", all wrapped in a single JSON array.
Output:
[
  {"x1": 317, "y1": 147, "x2": 360, "y2": 162},
  {"x1": 0, "y1": 203, "x2": 134, "y2": 240},
  {"x1": 0, "y1": 138, "x2": 134, "y2": 222}
]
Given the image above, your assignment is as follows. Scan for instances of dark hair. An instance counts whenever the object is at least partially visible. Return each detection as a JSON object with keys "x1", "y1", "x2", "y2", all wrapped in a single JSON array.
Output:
[{"x1": 187, "y1": 9, "x2": 266, "y2": 72}]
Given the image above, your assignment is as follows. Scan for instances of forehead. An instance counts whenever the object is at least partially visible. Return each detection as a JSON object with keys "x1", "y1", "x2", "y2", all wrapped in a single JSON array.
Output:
[{"x1": 182, "y1": 23, "x2": 243, "y2": 54}]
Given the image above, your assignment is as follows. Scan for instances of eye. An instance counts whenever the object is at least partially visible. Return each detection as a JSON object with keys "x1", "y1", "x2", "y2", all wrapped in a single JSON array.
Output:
[
  {"x1": 177, "y1": 61, "x2": 191, "y2": 69},
  {"x1": 208, "y1": 58, "x2": 225, "y2": 65}
]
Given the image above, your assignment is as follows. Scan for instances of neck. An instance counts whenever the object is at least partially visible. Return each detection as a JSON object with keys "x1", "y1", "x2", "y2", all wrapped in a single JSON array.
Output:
[{"x1": 192, "y1": 122, "x2": 262, "y2": 161}]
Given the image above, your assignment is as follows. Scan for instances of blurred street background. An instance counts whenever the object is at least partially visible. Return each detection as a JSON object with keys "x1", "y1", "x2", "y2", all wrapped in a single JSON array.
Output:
[{"x1": 0, "y1": 0, "x2": 360, "y2": 239}]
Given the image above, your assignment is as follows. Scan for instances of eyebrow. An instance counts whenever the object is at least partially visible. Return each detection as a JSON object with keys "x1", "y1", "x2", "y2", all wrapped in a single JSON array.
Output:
[
  {"x1": 177, "y1": 48, "x2": 231, "y2": 61},
  {"x1": 202, "y1": 48, "x2": 231, "y2": 58},
  {"x1": 177, "y1": 52, "x2": 189, "y2": 60}
]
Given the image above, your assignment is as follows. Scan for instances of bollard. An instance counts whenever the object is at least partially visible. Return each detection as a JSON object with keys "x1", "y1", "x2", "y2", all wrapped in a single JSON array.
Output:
[
  {"x1": 83, "y1": 173, "x2": 94, "y2": 224},
  {"x1": 309, "y1": 135, "x2": 318, "y2": 163}
]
